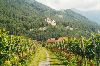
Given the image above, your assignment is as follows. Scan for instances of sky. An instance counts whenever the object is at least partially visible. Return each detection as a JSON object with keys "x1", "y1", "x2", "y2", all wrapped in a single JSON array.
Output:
[{"x1": 36, "y1": 0, "x2": 100, "y2": 11}]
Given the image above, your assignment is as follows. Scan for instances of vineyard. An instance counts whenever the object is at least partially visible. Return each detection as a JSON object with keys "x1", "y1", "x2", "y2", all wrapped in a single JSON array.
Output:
[
  {"x1": 45, "y1": 36, "x2": 100, "y2": 66},
  {"x1": 0, "y1": 28, "x2": 38, "y2": 66},
  {"x1": 0, "y1": 28, "x2": 100, "y2": 66},
  {"x1": 0, "y1": 0, "x2": 100, "y2": 66}
]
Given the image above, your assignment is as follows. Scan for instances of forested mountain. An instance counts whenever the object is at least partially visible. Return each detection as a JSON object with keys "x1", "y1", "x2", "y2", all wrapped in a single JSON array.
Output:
[{"x1": 0, "y1": 0, "x2": 100, "y2": 41}]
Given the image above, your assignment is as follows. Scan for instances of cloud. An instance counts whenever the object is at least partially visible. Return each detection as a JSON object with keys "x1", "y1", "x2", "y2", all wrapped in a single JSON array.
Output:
[{"x1": 36, "y1": 0, "x2": 100, "y2": 11}]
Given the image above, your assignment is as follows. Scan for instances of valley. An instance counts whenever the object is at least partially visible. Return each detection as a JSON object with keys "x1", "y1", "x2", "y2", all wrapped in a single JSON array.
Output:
[{"x1": 0, "y1": 0, "x2": 100, "y2": 66}]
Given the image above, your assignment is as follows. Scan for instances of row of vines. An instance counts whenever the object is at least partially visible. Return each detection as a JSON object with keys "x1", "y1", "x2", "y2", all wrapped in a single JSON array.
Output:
[
  {"x1": 0, "y1": 28, "x2": 37, "y2": 66},
  {"x1": 45, "y1": 35, "x2": 100, "y2": 66}
]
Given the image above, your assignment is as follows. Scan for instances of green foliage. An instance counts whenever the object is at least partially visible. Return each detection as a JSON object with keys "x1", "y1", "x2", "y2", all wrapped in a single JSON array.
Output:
[
  {"x1": 0, "y1": 0, "x2": 100, "y2": 41},
  {"x1": 46, "y1": 35, "x2": 100, "y2": 66},
  {"x1": 85, "y1": 45, "x2": 95, "y2": 60},
  {"x1": 0, "y1": 28, "x2": 37, "y2": 66}
]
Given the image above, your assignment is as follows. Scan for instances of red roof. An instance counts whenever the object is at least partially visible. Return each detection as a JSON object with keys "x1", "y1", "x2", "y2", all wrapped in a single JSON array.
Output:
[{"x1": 47, "y1": 37, "x2": 65, "y2": 43}]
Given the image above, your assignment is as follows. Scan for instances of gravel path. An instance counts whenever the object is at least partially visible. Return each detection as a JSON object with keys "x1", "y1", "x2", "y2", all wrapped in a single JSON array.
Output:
[{"x1": 39, "y1": 51, "x2": 50, "y2": 66}]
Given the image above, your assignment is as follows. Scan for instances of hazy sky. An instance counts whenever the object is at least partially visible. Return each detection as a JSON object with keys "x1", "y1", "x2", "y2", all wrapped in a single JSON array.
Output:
[{"x1": 36, "y1": 0, "x2": 100, "y2": 11}]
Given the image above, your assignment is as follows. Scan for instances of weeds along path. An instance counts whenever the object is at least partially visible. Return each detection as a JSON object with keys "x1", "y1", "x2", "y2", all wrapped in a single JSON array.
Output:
[
  {"x1": 29, "y1": 45, "x2": 66, "y2": 66},
  {"x1": 48, "y1": 51, "x2": 66, "y2": 66},
  {"x1": 39, "y1": 50, "x2": 50, "y2": 66},
  {"x1": 38, "y1": 48, "x2": 66, "y2": 66},
  {"x1": 29, "y1": 46, "x2": 47, "y2": 66}
]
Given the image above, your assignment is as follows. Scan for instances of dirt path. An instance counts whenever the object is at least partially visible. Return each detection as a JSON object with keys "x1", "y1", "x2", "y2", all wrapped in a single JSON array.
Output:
[
  {"x1": 29, "y1": 47, "x2": 66, "y2": 66},
  {"x1": 39, "y1": 51, "x2": 50, "y2": 66}
]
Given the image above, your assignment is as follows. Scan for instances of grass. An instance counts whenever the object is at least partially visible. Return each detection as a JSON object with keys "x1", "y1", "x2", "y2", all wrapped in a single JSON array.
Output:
[
  {"x1": 48, "y1": 51, "x2": 67, "y2": 66},
  {"x1": 28, "y1": 46, "x2": 70, "y2": 66},
  {"x1": 29, "y1": 46, "x2": 47, "y2": 66}
]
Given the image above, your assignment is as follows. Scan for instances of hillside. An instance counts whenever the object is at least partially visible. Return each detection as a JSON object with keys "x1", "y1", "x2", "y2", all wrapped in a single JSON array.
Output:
[
  {"x1": 72, "y1": 9, "x2": 100, "y2": 24},
  {"x1": 0, "y1": 0, "x2": 100, "y2": 41}
]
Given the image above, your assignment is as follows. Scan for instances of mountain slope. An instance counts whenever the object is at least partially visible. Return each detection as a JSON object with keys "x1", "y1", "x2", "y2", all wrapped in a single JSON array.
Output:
[
  {"x1": 72, "y1": 9, "x2": 100, "y2": 24},
  {"x1": 0, "y1": 0, "x2": 100, "y2": 41},
  {"x1": 43, "y1": 9, "x2": 100, "y2": 33}
]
